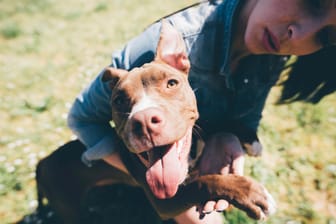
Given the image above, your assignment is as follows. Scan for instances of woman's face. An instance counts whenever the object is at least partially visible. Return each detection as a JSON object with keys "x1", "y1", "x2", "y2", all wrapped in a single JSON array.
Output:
[{"x1": 244, "y1": 0, "x2": 336, "y2": 56}]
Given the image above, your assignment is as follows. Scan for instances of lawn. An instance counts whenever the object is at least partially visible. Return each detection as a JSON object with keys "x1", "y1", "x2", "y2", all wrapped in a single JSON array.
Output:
[{"x1": 1, "y1": 0, "x2": 335, "y2": 223}]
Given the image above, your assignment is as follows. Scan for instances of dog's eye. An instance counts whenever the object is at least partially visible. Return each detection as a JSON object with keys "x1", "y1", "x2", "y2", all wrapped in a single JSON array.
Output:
[
  {"x1": 167, "y1": 79, "x2": 179, "y2": 88},
  {"x1": 113, "y1": 95, "x2": 127, "y2": 106}
]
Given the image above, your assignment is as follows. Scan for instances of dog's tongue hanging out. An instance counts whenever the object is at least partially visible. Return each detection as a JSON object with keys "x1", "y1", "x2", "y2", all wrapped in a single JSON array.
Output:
[{"x1": 145, "y1": 132, "x2": 190, "y2": 199}]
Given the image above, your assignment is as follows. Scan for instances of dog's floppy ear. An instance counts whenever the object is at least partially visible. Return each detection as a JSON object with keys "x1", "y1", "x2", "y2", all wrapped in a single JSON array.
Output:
[
  {"x1": 155, "y1": 20, "x2": 190, "y2": 74},
  {"x1": 102, "y1": 67, "x2": 127, "y2": 88}
]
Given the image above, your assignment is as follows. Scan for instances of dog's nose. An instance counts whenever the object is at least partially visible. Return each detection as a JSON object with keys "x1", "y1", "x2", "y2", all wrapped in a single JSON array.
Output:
[{"x1": 132, "y1": 108, "x2": 165, "y2": 137}]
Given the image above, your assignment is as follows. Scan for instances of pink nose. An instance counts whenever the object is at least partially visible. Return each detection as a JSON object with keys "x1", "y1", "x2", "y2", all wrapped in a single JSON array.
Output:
[{"x1": 131, "y1": 108, "x2": 165, "y2": 137}]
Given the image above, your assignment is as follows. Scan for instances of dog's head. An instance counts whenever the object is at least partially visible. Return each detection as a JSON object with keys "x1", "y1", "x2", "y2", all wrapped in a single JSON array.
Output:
[{"x1": 103, "y1": 21, "x2": 199, "y2": 199}]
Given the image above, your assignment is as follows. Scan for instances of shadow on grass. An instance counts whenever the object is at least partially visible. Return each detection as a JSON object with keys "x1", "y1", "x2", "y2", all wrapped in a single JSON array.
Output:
[{"x1": 15, "y1": 184, "x2": 176, "y2": 224}]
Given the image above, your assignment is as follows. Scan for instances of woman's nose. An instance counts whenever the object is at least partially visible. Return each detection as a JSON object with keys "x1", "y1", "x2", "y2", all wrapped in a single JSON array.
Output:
[
  {"x1": 287, "y1": 20, "x2": 323, "y2": 54},
  {"x1": 288, "y1": 21, "x2": 320, "y2": 43}
]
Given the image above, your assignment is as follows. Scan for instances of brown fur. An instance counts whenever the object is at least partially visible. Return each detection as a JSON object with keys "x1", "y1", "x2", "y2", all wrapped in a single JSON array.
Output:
[{"x1": 35, "y1": 22, "x2": 274, "y2": 223}]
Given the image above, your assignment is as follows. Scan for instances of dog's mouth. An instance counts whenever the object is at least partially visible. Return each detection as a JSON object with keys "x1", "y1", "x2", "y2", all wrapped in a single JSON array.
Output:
[
  {"x1": 137, "y1": 144, "x2": 178, "y2": 167},
  {"x1": 136, "y1": 128, "x2": 192, "y2": 199}
]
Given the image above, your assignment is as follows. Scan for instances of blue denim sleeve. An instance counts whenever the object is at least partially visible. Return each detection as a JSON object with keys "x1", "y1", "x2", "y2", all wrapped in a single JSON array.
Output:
[
  {"x1": 67, "y1": 22, "x2": 161, "y2": 164},
  {"x1": 232, "y1": 56, "x2": 286, "y2": 132},
  {"x1": 239, "y1": 83, "x2": 273, "y2": 132}
]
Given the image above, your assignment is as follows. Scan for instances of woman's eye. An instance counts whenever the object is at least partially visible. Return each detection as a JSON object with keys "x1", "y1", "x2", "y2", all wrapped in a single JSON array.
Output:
[{"x1": 167, "y1": 79, "x2": 179, "y2": 88}]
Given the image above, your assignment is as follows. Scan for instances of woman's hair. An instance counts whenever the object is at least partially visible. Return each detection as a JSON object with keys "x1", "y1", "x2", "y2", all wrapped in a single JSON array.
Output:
[{"x1": 277, "y1": 46, "x2": 336, "y2": 104}]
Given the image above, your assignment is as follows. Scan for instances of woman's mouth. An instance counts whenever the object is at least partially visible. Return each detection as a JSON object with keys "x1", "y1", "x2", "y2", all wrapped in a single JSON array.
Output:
[{"x1": 262, "y1": 28, "x2": 280, "y2": 53}]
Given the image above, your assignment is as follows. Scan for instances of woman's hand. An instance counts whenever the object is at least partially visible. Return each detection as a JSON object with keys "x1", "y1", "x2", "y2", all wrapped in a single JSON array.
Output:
[{"x1": 197, "y1": 132, "x2": 245, "y2": 218}]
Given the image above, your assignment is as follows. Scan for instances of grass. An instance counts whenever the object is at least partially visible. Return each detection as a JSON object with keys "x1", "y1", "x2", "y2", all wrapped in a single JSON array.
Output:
[{"x1": 1, "y1": 0, "x2": 336, "y2": 223}]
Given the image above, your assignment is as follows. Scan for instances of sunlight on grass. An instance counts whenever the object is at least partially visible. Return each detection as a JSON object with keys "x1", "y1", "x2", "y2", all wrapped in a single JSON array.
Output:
[{"x1": 1, "y1": 0, "x2": 336, "y2": 223}]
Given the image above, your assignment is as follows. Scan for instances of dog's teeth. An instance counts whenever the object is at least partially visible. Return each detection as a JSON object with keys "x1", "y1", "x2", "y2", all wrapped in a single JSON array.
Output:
[{"x1": 176, "y1": 142, "x2": 182, "y2": 155}]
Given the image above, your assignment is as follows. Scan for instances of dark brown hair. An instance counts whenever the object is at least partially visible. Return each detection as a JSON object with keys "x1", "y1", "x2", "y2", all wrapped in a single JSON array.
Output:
[{"x1": 278, "y1": 46, "x2": 336, "y2": 104}]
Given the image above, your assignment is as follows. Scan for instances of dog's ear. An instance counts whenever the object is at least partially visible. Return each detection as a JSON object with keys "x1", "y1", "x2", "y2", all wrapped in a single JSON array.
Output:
[
  {"x1": 155, "y1": 21, "x2": 190, "y2": 74},
  {"x1": 102, "y1": 67, "x2": 127, "y2": 88}
]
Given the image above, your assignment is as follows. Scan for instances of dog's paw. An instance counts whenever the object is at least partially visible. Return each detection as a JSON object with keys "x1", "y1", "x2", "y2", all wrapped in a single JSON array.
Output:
[
  {"x1": 255, "y1": 187, "x2": 277, "y2": 221},
  {"x1": 198, "y1": 175, "x2": 276, "y2": 220},
  {"x1": 263, "y1": 187, "x2": 277, "y2": 217},
  {"x1": 238, "y1": 178, "x2": 276, "y2": 220}
]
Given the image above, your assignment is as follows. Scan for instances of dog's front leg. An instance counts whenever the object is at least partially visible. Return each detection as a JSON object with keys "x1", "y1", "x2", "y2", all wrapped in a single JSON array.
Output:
[{"x1": 142, "y1": 174, "x2": 275, "y2": 221}]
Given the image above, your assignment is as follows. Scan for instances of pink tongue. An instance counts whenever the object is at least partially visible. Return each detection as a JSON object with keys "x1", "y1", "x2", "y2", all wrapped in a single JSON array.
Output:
[{"x1": 146, "y1": 143, "x2": 181, "y2": 199}]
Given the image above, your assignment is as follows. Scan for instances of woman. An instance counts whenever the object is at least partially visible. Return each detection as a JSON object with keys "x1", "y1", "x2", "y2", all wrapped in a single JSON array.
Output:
[{"x1": 67, "y1": 0, "x2": 336, "y2": 223}]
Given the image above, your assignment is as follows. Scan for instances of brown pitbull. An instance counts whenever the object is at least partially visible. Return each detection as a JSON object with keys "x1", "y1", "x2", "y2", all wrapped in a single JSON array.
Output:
[{"x1": 36, "y1": 21, "x2": 275, "y2": 223}]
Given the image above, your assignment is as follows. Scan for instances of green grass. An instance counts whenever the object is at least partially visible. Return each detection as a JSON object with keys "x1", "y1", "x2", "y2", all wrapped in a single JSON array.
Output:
[{"x1": 1, "y1": 0, "x2": 336, "y2": 223}]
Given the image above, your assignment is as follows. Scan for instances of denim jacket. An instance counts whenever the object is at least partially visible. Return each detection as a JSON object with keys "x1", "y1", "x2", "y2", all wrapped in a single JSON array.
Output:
[{"x1": 67, "y1": 0, "x2": 286, "y2": 164}]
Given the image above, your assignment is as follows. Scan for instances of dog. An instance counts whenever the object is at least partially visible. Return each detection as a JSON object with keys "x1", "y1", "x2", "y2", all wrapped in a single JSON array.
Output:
[{"x1": 36, "y1": 21, "x2": 275, "y2": 223}]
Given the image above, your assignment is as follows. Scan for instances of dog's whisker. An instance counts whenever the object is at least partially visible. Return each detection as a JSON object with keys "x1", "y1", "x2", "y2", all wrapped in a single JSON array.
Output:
[
  {"x1": 114, "y1": 119, "x2": 126, "y2": 134},
  {"x1": 192, "y1": 125, "x2": 203, "y2": 140},
  {"x1": 114, "y1": 111, "x2": 131, "y2": 116},
  {"x1": 193, "y1": 123, "x2": 202, "y2": 132}
]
